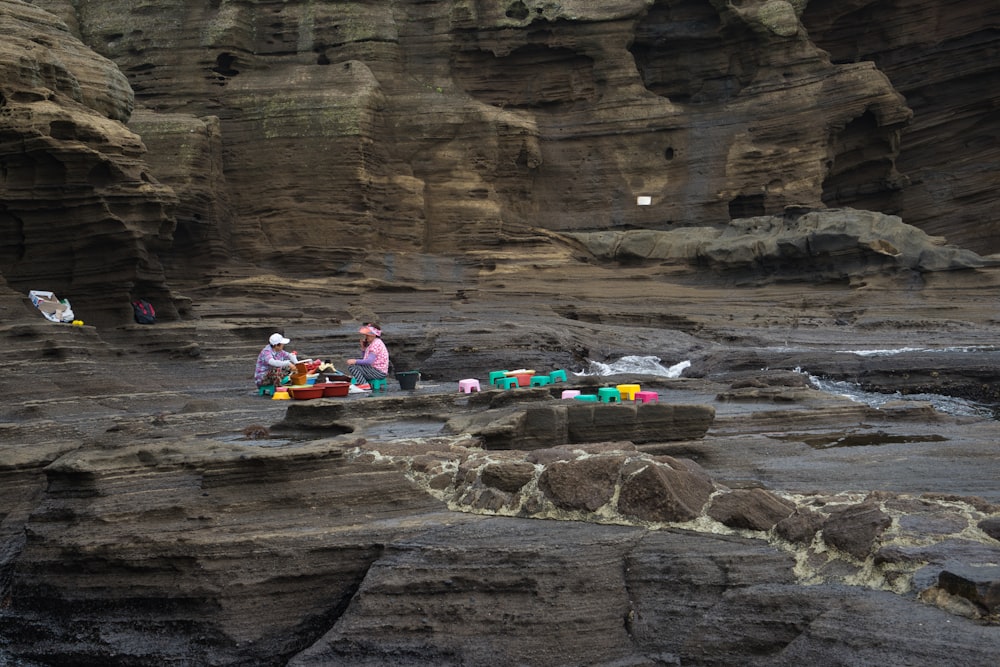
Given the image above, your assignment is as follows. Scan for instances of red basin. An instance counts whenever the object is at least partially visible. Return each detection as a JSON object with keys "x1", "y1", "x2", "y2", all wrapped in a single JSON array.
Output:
[
  {"x1": 512, "y1": 373, "x2": 534, "y2": 387},
  {"x1": 288, "y1": 386, "x2": 324, "y2": 400},
  {"x1": 320, "y1": 382, "x2": 351, "y2": 397}
]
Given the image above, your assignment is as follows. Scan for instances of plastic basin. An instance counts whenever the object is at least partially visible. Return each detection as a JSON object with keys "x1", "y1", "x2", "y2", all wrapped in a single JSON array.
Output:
[
  {"x1": 320, "y1": 382, "x2": 351, "y2": 397},
  {"x1": 288, "y1": 386, "x2": 323, "y2": 400}
]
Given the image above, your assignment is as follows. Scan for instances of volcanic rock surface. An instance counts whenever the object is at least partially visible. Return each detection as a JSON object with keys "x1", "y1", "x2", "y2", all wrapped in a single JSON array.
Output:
[
  {"x1": 2, "y1": 0, "x2": 1000, "y2": 665},
  {"x1": 3, "y1": 263, "x2": 1000, "y2": 665},
  {"x1": 3, "y1": 0, "x2": 999, "y2": 328}
]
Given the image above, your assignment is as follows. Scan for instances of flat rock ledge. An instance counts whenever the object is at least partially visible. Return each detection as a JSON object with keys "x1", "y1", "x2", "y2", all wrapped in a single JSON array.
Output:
[
  {"x1": 278, "y1": 391, "x2": 1000, "y2": 625},
  {"x1": 281, "y1": 390, "x2": 716, "y2": 449},
  {"x1": 2, "y1": 388, "x2": 999, "y2": 665},
  {"x1": 347, "y1": 434, "x2": 1000, "y2": 622}
]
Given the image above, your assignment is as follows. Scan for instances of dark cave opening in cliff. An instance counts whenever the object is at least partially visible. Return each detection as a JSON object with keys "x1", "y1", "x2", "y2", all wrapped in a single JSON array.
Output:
[
  {"x1": 211, "y1": 53, "x2": 239, "y2": 78},
  {"x1": 0, "y1": 207, "x2": 27, "y2": 265},
  {"x1": 505, "y1": 1, "x2": 529, "y2": 21},
  {"x1": 728, "y1": 194, "x2": 766, "y2": 219},
  {"x1": 629, "y1": 0, "x2": 757, "y2": 104},
  {"x1": 821, "y1": 110, "x2": 899, "y2": 210}
]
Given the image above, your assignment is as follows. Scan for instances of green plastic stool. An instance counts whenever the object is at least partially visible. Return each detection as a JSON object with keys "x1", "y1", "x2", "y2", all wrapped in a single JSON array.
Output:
[
  {"x1": 489, "y1": 370, "x2": 510, "y2": 387},
  {"x1": 549, "y1": 369, "x2": 568, "y2": 383},
  {"x1": 497, "y1": 376, "x2": 519, "y2": 389},
  {"x1": 574, "y1": 394, "x2": 598, "y2": 402},
  {"x1": 598, "y1": 387, "x2": 621, "y2": 403},
  {"x1": 530, "y1": 375, "x2": 552, "y2": 386},
  {"x1": 258, "y1": 384, "x2": 275, "y2": 397},
  {"x1": 370, "y1": 378, "x2": 387, "y2": 392}
]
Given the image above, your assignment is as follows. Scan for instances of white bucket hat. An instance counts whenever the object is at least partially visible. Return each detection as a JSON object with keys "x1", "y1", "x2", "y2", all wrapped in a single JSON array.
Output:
[{"x1": 269, "y1": 333, "x2": 290, "y2": 346}]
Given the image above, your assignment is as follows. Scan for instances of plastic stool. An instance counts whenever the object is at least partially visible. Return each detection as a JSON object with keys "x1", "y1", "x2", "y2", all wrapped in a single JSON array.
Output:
[
  {"x1": 574, "y1": 394, "x2": 598, "y2": 401},
  {"x1": 258, "y1": 384, "x2": 275, "y2": 397},
  {"x1": 634, "y1": 391, "x2": 659, "y2": 404},
  {"x1": 549, "y1": 369, "x2": 568, "y2": 383},
  {"x1": 489, "y1": 370, "x2": 510, "y2": 387},
  {"x1": 530, "y1": 375, "x2": 552, "y2": 387},
  {"x1": 616, "y1": 384, "x2": 641, "y2": 401},
  {"x1": 561, "y1": 390, "x2": 581, "y2": 399},
  {"x1": 459, "y1": 379, "x2": 481, "y2": 393},
  {"x1": 370, "y1": 378, "x2": 387, "y2": 392},
  {"x1": 497, "y1": 376, "x2": 519, "y2": 389},
  {"x1": 598, "y1": 387, "x2": 621, "y2": 403}
]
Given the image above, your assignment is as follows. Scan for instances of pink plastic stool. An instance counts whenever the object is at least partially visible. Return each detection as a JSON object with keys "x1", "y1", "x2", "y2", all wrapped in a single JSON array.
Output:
[
  {"x1": 458, "y1": 379, "x2": 481, "y2": 393},
  {"x1": 634, "y1": 391, "x2": 659, "y2": 404},
  {"x1": 561, "y1": 390, "x2": 581, "y2": 399}
]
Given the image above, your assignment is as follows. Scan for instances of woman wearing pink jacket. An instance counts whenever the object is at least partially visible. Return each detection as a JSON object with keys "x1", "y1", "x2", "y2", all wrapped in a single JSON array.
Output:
[{"x1": 346, "y1": 324, "x2": 390, "y2": 385}]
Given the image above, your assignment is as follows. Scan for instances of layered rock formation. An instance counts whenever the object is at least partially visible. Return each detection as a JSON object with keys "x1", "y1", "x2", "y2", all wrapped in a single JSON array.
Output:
[
  {"x1": 3, "y1": 0, "x2": 998, "y2": 327},
  {"x1": 3, "y1": 0, "x2": 1000, "y2": 664},
  {"x1": 801, "y1": 0, "x2": 1000, "y2": 251},
  {"x1": 2, "y1": 361, "x2": 999, "y2": 665},
  {"x1": 0, "y1": 0, "x2": 179, "y2": 325}
]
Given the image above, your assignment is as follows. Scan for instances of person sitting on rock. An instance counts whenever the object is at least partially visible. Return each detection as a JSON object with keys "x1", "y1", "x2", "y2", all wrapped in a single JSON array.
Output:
[
  {"x1": 346, "y1": 324, "x2": 389, "y2": 386},
  {"x1": 254, "y1": 333, "x2": 307, "y2": 389}
]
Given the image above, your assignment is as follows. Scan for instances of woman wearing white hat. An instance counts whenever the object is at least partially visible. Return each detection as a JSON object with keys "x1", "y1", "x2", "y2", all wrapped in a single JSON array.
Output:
[{"x1": 254, "y1": 333, "x2": 308, "y2": 389}]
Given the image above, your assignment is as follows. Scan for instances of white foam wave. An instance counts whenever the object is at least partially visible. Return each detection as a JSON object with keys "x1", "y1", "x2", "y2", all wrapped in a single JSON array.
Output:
[
  {"x1": 578, "y1": 355, "x2": 690, "y2": 378},
  {"x1": 840, "y1": 346, "x2": 999, "y2": 357},
  {"x1": 807, "y1": 374, "x2": 992, "y2": 418}
]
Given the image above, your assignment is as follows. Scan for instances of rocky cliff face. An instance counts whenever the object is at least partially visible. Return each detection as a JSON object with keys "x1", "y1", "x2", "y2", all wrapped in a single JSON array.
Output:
[
  {"x1": 1, "y1": 0, "x2": 180, "y2": 324},
  {"x1": 3, "y1": 1, "x2": 1000, "y2": 665},
  {"x1": 2, "y1": 0, "x2": 998, "y2": 326}
]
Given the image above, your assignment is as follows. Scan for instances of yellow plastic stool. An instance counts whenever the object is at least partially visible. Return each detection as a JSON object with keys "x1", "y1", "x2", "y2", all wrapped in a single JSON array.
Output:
[{"x1": 616, "y1": 384, "x2": 641, "y2": 401}]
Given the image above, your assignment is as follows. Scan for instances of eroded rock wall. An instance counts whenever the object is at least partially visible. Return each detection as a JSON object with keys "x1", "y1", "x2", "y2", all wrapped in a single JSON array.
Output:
[
  {"x1": 4, "y1": 0, "x2": 997, "y2": 321},
  {"x1": 0, "y1": 0, "x2": 179, "y2": 325},
  {"x1": 802, "y1": 0, "x2": 1000, "y2": 253}
]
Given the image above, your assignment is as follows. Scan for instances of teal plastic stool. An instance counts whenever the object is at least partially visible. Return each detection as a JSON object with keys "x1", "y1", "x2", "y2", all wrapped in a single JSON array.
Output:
[
  {"x1": 497, "y1": 376, "x2": 519, "y2": 389},
  {"x1": 549, "y1": 369, "x2": 568, "y2": 383},
  {"x1": 530, "y1": 375, "x2": 552, "y2": 387},
  {"x1": 370, "y1": 378, "x2": 387, "y2": 392},
  {"x1": 489, "y1": 370, "x2": 510, "y2": 387},
  {"x1": 574, "y1": 394, "x2": 598, "y2": 402},
  {"x1": 598, "y1": 387, "x2": 621, "y2": 403},
  {"x1": 258, "y1": 384, "x2": 275, "y2": 397}
]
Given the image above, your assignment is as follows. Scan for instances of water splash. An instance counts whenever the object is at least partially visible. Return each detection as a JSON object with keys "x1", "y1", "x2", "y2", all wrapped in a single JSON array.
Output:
[
  {"x1": 578, "y1": 355, "x2": 690, "y2": 378},
  {"x1": 839, "y1": 346, "x2": 1000, "y2": 357},
  {"x1": 807, "y1": 374, "x2": 994, "y2": 419}
]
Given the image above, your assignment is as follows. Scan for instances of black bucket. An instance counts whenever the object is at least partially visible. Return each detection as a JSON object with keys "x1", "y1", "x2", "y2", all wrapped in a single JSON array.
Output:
[{"x1": 396, "y1": 371, "x2": 420, "y2": 390}]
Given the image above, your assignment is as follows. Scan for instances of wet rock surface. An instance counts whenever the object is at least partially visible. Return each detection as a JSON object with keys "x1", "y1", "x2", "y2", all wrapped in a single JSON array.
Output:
[
  {"x1": 2, "y1": 262, "x2": 1000, "y2": 665},
  {"x1": 3, "y1": 0, "x2": 1000, "y2": 664}
]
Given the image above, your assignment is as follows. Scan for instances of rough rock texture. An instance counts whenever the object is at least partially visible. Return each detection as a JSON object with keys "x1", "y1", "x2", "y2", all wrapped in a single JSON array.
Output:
[
  {"x1": 4, "y1": 0, "x2": 1000, "y2": 665},
  {"x1": 3, "y1": 268, "x2": 1000, "y2": 664},
  {"x1": 569, "y1": 207, "x2": 986, "y2": 280},
  {"x1": 3, "y1": 0, "x2": 999, "y2": 328},
  {"x1": 801, "y1": 0, "x2": 1000, "y2": 252},
  {"x1": 0, "y1": 0, "x2": 180, "y2": 325}
]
